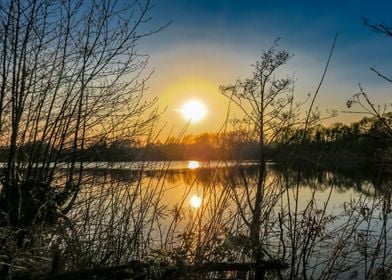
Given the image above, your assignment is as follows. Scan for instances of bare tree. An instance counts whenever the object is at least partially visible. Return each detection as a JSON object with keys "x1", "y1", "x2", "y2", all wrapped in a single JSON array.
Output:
[
  {"x1": 0, "y1": 0, "x2": 163, "y2": 276},
  {"x1": 220, "y1": 42, "x2": 299, "y2": 279},
  {"x1": 348, "y1": 19, "x2": 392, "y2": 164},
  {"x1": 219, "y1": 36, "x2": 338, "y2": 279}
]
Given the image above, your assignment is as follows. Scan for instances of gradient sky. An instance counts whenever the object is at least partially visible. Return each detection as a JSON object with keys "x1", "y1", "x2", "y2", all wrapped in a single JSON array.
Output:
[{"x1": 141, "y1": 0, "x2": 392, "y2": 138}]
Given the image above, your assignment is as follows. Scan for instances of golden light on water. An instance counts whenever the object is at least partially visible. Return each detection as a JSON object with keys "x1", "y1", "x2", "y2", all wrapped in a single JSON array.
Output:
[
  {"x1": 187, "y1": 160, "x2": 200, "y2": 169},
  {"x1": 180, "y1": 100, "x2": 207, "y2": 123},
  {"x1": 190, "y1": 195, "x2": 202, "y2": 208}
]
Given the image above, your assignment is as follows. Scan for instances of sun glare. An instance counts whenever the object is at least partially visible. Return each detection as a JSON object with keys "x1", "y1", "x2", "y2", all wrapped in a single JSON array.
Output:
[
  {"x1": 180, "y1": 100, "x2": 207, "y2": 123},
  {"x1": 187, "y1": 160, "x2": 200, "y2": 169},
  {"x1": 190, "y1": 195, "x2": 202, "y2": 208}
]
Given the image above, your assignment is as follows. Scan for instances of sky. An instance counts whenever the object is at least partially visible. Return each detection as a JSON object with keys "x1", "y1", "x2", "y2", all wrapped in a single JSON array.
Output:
[{"x1": 140, "y1": 0, "x2": 392, "y2": 138}]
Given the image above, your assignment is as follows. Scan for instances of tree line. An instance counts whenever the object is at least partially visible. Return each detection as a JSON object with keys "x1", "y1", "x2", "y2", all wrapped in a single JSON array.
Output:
[{"x1": 1, "y1": 113, "x2": 389, "y2": 163}]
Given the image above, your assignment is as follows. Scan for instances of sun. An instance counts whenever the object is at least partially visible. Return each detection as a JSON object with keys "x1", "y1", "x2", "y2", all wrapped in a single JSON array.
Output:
[{"x1": 180, "y1": 100, "x2": 207, "y2": 123}]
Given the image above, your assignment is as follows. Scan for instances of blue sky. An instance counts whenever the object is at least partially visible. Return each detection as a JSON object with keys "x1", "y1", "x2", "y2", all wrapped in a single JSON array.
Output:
[{"x1": 141, "y1": 0, "x2": 392, "y2": 134}]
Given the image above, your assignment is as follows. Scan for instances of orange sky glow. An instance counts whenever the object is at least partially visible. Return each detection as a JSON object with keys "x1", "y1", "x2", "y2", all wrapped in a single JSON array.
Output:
[
  {"x1": 145, "y1": 44, "x2": 379, "y2": 140},
  {"x1": 139, "y1": 1, "x2": 392, "y2": 141}
]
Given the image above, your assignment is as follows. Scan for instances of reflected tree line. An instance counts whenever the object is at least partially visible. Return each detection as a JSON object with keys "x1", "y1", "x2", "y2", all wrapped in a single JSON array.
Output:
[{"x1": 82, "y1": 163, "x2": 392, "y2": 198}]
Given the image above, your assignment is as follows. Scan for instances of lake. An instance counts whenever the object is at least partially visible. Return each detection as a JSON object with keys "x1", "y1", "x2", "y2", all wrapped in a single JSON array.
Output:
[{"x1": 65, "y1": 160, "x2": 391, "y2": 279}]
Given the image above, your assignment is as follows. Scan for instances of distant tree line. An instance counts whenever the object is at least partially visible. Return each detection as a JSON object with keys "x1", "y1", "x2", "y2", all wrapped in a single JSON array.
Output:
[
  {"x1": 0, "y1": 114, "x2": 390, "y2": 163},
  {"x1": 290, "y1": 112, "x2": 392, "y2": 163}
]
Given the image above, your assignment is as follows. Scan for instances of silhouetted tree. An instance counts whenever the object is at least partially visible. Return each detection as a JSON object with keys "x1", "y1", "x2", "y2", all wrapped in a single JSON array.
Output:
[
  {"x1": 0, "y1": 0, "x2": 162, "y2": 276},
  {"x1": 220, "y1": 41, "x2": 298, "y2": 279}
]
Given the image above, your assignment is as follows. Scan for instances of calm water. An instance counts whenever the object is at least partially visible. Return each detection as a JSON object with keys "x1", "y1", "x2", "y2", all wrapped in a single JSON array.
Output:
[
  {"x1": 76, "y1": 160, "x2": 386, "y2": 212},
  {"x1": 69, "y1": 160, "x2": 392, "y2": 279}
]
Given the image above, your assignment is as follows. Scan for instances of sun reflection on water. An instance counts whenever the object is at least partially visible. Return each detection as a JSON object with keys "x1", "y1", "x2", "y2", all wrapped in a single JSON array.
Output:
[
  {"x1": 187, "y1": 160, "x2": 200, "y2": 169},
  {"x1": 190, "y1": 195, "x2": 202, "y2": 208}
]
